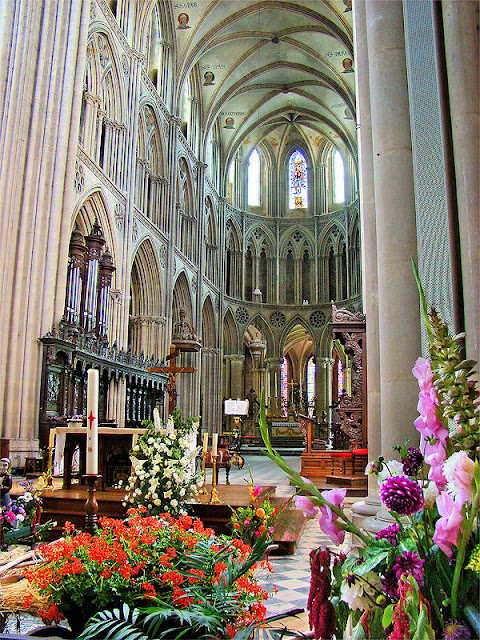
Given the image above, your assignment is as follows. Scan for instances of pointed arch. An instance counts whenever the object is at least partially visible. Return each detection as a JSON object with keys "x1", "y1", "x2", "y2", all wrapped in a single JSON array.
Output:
[
  {"x1": 177, "y1": 157, "x2": 197, "y2": 263},
  {"x1": 172, "y1": 271, "x2": 194, "y2": 323},
  {"x1": 205, "y1": 197, "x2": 218, "y2": 284},
  {"x1": 223, "y1": 308, "x2": 239, "y2": 355},
  {"x1": 136, "y1": 103, "x2": 167, "y2": 228},
  {"x1": 225, "y1": 219, "x2": 241, "y2": 298},
  {"x1": 73, "y1": 189, "x2": 118, "y2": 268},
  {"x1": 129, "y1": 239, "x2": 164, "y2": 360},
  {"x1": 201, "y1": 296, "x2": 220, "y2": 432}
]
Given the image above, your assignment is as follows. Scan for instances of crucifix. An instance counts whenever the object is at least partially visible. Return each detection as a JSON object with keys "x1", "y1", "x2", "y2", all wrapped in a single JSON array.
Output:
[{"x1": 148, "y1": 345, "x2": 197, "y2": 414}]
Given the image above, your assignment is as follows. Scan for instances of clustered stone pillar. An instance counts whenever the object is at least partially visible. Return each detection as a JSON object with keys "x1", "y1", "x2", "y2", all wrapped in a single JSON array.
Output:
[
  {"x1": 352, "y1": 0, "x2": 422, "y2": 531},
  {"x1": 441, "y1": 1, "x2": 480, "y2": 365},
  {"x1": 0, "y1": 0, "x2": 89, "y2": 464},
  {"x1": 365, "y1": 0, "x2": 421, "y2": 458}
]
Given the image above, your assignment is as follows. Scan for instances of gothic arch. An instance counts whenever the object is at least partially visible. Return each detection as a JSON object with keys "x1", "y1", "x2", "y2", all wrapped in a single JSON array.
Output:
[
  {"x1": 223, "y1": 308, "x2": 239, "y2": 355},
  {"x1": 137, "y1": 103, "x2": 167, "y2": 175},
  {"x1": 129, "y1": 238, "x2": 164, "y2": 360},
  {"x1": 172, "y1": 271, "x2": 194, "y2": 323},
  {"x1": 318, "y1": 222, "x2": 347, "y2": 255},
  {"x1": 72, "y1": 189, "x2": 118, "y2": 269},
  {"x1": 130, "y1": 239, "x2": 163, "y2": 317},
  {"x1": 279, "y1": 141, "x2": 314, "y2": 213},
  {"x1": 201, "y1": 296, "x2": 217, "y2": 348},
  {"x1": 279, "y1": 315, "x2": 314, "y2": 355},
  {"x1": 245, "y1": 224, "x2": 275, "y2": 256},
  {"x1": 201, "y1": 296, "x2": 220, "y2": 431},
  {"x1": 244, "y1": 313, "x2": 275, "y2": 356},
  {"x1": 85, "y1": 29, "x2": 126, "y2": 122},
  {"x1": 279, "y1": 227, "x2": 315, "y2": 259}
]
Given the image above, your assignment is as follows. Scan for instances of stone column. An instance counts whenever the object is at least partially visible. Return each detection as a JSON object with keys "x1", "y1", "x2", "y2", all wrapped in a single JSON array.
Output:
[
  {"x1": 0, "y1": 0, "x2": 89, "y2": 463},
  {"x1": 442, "y1": 1, "x2": 479, "y2": 364},
  {"x1": 229, "y1": 354, "x2": 245, "y2": 400},
  {"x1": 365, "y1": 0, "x2": 421, "y2": 457},
  {"x1": 351, "y1": 0, "x2": 382, "y2": 520}
]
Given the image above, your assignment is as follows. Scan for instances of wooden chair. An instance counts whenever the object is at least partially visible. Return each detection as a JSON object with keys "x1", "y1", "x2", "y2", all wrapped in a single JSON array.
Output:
[
  {"x1": 351, "y1": 441, "x2": 369, "y2": 474},
  {"x1": 204, "y1": 446, "x2": 232, "y2": 484},
  {"x1": 330, "y1": 451, "x2": 352, "y2": 475},
  {"x1": 330, "y1": 441, "x2": 368, "y2": 476}
]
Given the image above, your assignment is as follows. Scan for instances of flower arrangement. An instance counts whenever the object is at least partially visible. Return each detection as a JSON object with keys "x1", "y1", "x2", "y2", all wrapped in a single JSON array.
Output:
[
  {"x1": 258, "y1": 271, "x2": 479, "y2": 639},
  {"x1": 1, "y1": 480, "x2": 43, "y2": 532},
  {"x1": 123, "y1": 408, "x2": 200, "y2": 517},
  {"x1": 229, "y1": 480, "x2": 288, "y2": 546},
  {"x1": 25, "y1": 511, "x2": 272, "y2": 639}
]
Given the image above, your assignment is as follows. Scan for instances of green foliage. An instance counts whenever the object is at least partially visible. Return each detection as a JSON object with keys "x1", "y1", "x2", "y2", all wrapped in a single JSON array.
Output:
[{"x1": 79, "y1": 531, "x2": 274, "y2": 640}]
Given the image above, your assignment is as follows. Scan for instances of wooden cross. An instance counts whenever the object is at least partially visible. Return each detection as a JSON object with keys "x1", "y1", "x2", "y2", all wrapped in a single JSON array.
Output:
[{"x1": 148, "y1": 345, "x2": 197, "y2": 414}]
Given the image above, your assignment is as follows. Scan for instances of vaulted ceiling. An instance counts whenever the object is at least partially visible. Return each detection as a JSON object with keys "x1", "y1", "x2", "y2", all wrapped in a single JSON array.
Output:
[{"x1": 172, "y1": 0, "x2": 356, "y2": 169}]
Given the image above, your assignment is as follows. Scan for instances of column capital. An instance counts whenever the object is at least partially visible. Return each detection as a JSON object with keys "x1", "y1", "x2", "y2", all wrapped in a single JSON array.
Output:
[
  {"x1": 224, "y1": 354, "x2": 245, "y2": 364},
  {"x1": 264, "y1": 357, "x2": 284, "y2": 367}
]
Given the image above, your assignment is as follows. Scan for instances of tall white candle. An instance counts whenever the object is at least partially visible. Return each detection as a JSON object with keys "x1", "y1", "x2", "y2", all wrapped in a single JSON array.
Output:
[
  {"x1": 48, "y1": 428, "x2": 55, "y2": 450},
  {"x1": 86, "y1": 368, "x2": 99, "y2": 475},
  {"x1": 202, "y1": 432, "x2": 208, "y2": 454},
  {"x1": 212, "y1": 433, "x2": 218, "y2": 457}
]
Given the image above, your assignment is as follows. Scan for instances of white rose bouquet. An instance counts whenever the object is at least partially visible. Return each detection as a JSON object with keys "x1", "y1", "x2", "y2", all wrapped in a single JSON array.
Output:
[{"x1": 124, "y1": 408, "x2": 200, "y2": 517}]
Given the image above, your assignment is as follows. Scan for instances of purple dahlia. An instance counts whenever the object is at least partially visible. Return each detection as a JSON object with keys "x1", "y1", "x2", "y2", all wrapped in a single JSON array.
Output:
[
  {"x1": 381, "y1": 569, "x2": 398, "y2": 598},
  {"x1": 402, "y1": 447, "x2": 423, "y2": 476},
  {"x1": 380, "y1": 475, "x2": 424, "y2": 515},
  {"x1": 392, "y1": 550, "x2": 425, "y2": 586},
  {"x1": 375, "y1": 523, "x2": 400, "y2": 546}
]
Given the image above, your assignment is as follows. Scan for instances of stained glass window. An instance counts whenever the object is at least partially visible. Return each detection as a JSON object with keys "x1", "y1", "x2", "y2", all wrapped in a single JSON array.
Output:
[
  {"x1": 338, "y1": 359, "x2": 345, "y2": 397},
  {"x1": 289, "y1": 150, "x2": 308, "y2": 209},
  {"x1": 307, "y1": 356, "x2": 315, "y2": 417},
  {"x1": 281, "y1": 356, "x2": 289, "y2": 416},
  {"x1": 334, "y1": 149, "x2": 345, "y2": 203},
  {"x1": 247, "y1": 149, "x2": 260, "y2": 206}
]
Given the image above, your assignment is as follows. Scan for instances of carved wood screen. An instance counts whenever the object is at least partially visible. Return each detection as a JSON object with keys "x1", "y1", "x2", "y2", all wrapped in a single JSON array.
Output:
[{"x1": 328, "y1": 305, "x2": 367, "y2": 448}]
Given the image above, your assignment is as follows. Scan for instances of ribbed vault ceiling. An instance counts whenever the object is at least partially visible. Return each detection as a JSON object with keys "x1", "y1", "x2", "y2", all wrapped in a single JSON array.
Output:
[{"x1": 173, "y1": 0, "x2": 356, "y2": 167}]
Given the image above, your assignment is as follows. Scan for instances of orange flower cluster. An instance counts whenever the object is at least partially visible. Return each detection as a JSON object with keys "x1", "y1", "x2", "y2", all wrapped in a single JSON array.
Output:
[{"x1": 25, "y1": 510, "x2": 271, "y2": 635}]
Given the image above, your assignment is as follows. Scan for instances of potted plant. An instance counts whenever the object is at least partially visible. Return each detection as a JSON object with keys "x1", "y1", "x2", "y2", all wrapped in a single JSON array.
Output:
[{"x1": 25, "y1": 510, "x2": 273, "y2": 638}]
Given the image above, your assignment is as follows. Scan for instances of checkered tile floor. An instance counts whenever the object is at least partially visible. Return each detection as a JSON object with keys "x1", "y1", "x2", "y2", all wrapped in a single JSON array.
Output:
[{"x1": 229, "y1": 455, "x2": 333, "y2": 619}]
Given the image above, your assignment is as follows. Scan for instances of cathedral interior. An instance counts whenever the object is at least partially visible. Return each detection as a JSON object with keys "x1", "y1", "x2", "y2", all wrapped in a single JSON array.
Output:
[{"x1": 0, "y1": 0, "x2": 478, "y2": 472}]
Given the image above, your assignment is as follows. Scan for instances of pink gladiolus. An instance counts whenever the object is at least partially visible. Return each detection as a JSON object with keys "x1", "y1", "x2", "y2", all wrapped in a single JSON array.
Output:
[
  {"x1": 295, "y1": 495, "x2": 319, "y2": 518},
  {"x1": 433, "y1": 491, "x2": 463, "y2": 557},
  {"x1": 318, "y1": 488, "x2": 347, "y2": 546},
  {"x1": 244, "y1": 519, "x2": 250, "y2": 527},
  {"x1": 422, "y1": 437, "x2": 447, "y2": 488},
  {"x1": 4, "y1": 511, "x2": 15, "y2": 524},
  {"x1": 412, "y1": 357, "x2": 434, "y2": 391}
]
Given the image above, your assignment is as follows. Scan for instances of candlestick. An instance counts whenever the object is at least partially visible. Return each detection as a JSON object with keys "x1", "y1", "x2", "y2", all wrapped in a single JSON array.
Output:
[
  {"x1": 209, "y1": 455, "x2": 221, "y2": 504},
  {"x1": 83, "y1": 474, "x2": 101, "y2": 533},
  {"x1": 212, "y1": 433, "x2": 218, "y2": 457},
  {"x1": 46, "y1": 429, "x2": 55, "y2": 489},
  {"x1": 202, "y1": 432, "x2": 208, "y2": 454},
  {"x1": 86, "y1": 368, "x2": 99, "y2": 475},
  {"x1": 198, "y1": 451, "x2": 208, "y2": 495}
]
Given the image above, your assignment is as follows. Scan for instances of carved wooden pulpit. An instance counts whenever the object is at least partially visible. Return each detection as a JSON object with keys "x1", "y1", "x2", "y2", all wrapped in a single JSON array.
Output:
[{"x1": 328, "y1": 305, "x2": 367, "y2": 447}]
